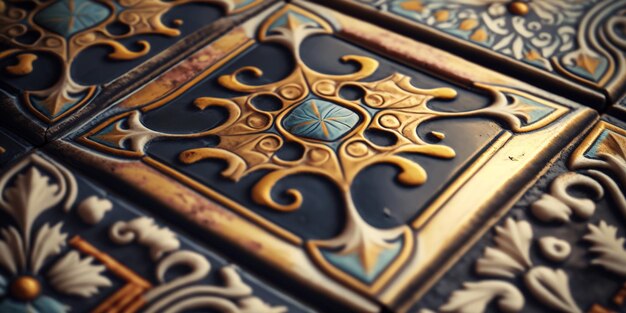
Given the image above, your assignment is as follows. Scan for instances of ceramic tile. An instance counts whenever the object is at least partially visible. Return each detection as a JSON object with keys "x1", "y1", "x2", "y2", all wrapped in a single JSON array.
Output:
[
  {"x1": 0, "y1": 0, "x2": 274, "y2": 143},
  {"x1": 408, "y1": 115, "x2": 626, "y2": 313},
  {"x1": 0, "y1": 126, "x2": 31, "y2": 170},
  {"x1": 0, "y1": 150, "x2": 314, "y2": 312},
  {"x1": 50, "y1": 2, "x2": 598, "y2": 311},
  {"x1": 310, "y1": 0, "x2": 626, "y2": 109}
]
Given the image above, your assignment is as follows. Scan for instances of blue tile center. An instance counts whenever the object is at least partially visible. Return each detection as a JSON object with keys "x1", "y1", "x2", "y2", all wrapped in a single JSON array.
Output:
[
  {"x1": 34, "y1": 0, "x2": 111, "y2": 37},
  {"x1": 283, "y1": 99, "x2": 359, "y2": 142}
]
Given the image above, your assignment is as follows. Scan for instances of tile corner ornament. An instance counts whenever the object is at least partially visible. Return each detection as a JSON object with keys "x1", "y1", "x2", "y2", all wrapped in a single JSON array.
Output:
[
  {"x1": 0, "y1": 0, "x2": 264, "y2": 124},
  {"x1": 356, "y1": 0, "x2": 626, "y2": 100},
  {"x1": 0, "y1": 152, "x2": 293, "y2": 312},
  {"x1": 65, "y1": 2, "x2": 595, "y2": 311}
]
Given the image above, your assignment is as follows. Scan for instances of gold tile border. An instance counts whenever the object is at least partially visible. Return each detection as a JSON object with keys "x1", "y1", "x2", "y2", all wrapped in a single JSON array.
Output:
[{"x1": 62, "y1": 2, "x2": 600, "y2": 311}]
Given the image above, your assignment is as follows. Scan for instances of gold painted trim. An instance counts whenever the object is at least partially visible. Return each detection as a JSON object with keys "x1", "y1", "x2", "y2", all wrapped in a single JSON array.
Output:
[
  {"x1": 412, "y1": 131, "x2": 512, "y2": 228},
  {"x1": 70, "y1": 236, "x2": 151, "y2": 313},
  {"x1": 569, "y1": 120, "x2": 626, "y2": 167},
  {"x1": 551, "y1": 57, "x2": 602, "y2": 90},
  {"x1": 480, "y1": 83, "x2": 570, "y2": 132},
  {"x1": 141, "y1": 39, "x2": 255, "y2": 112},
  {"x1": 384, "y1": 109, "x2": 598, "y2": 310},
  {"x1": 143, "y1": 156, "x2": 303, "y2": 245},
  {"x1": 70, "y1": 236, "x2": 151, "y2": 288}
]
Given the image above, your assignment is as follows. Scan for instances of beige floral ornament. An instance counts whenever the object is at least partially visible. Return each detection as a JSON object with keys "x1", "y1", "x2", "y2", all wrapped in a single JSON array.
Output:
[
  {"x1": 584, "y1": 221, "x2": 626, "y2": 277},
  {"x1": 387, "y1": 0, "x2": 626, "y2": 86},
  {"x1": 0, "y1": 153, "x2": 287, "y2": 313},
  {"x1": 531, "y1": 121, "x2": 626, "y2": 277},
  {"x1": 471, "y1": 120, "x2": 626, "y2": 312},
  {"x1": 0, "y1": 154, "x2": 111, "y2": 312},
  {"x1": 421, "y1": 121, "x2": 626, "y2": 312},
  {"x1": 440, "y1": 218, "x2": 581, "y2": 313},
  {"x1": 108, "y1": 216, "x2": 288, "y2": 313},
  {"x1": 440, "y1": 280, "x2": 524, "y2": 313},
  {"x1": 388, "y1": 0, "x2": 593, "y2": 70}
]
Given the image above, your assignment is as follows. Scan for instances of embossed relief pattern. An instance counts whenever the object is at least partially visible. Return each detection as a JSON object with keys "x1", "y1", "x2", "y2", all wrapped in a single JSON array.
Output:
[
  {"x1": 68, "y1": 2, "x2": 583, "y2": 306},
  {"x1": 412, "y1": 117, "x2": 626, "y2": 313},
  {"x1": 0, "y1": 152, "x2": 310, "y2": 313},
  {"x1": 351, "y1": 0, "x2": 626, "y2": 100},
  {"x1": 0, "y1": 0, "x2": 621, "y2": 312},
  {"x1": 0, "y1": 0, "x2": 263, "y2": 124}
]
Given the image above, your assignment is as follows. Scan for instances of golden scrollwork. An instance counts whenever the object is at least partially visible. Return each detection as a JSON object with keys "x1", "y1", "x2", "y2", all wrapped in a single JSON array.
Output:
[
  {"x1": 0, "y1": 0, "x2": 263, "y2": 123},
  {"x1": 80, "y1": 4, "x2": 567, "y2": 294}
]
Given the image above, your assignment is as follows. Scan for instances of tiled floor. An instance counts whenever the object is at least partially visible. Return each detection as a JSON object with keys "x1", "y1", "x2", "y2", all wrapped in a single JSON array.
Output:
[{"x1": 0, "y1": 1, "x2": 625, "y2": 312}]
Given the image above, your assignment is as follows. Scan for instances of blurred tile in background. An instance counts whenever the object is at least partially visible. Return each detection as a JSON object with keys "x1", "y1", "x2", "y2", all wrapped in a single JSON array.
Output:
[{"x1": 312, "y1": 0, "x2": 626, "y2": 109}]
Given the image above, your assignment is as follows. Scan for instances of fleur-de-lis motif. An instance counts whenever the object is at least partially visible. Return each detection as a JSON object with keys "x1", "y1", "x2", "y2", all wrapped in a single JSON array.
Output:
[{"x1": 0, "y1": 154, "x2": 112, "y2": 312}]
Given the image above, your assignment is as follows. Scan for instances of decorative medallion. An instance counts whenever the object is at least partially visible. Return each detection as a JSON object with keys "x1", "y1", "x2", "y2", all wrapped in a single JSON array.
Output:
[
  {"x1": 53, "y1": 1, "x2": 596, "y2": 311},
  {"x1": 0, "y1": 0, "x2": 265, "y2": 124},
  {"x1": 283, "y1": 99, "x2": 360, "y2": 142}
]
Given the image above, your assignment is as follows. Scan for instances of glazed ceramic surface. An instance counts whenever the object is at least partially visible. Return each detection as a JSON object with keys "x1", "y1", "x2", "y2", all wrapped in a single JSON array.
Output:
[
  {"x1": 0, "y1": 0, "x2": 625, "y2": 312},
  {"x1": 313, "y1": 0, "x2": 626, "y2": 109},
  {"x1": 0, "y1": 0, "x2": 271, "y2": 142},
  {"x1": 0, "y1": 151, "x2": 314, "y2": 312}
]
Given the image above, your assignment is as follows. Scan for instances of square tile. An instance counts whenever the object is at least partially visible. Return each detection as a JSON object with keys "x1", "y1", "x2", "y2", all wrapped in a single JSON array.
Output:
[
  {"x1": 51, "y1": 2, "x2": 597, "y2": 311},
  {"x1": 410, "y1": 116, "x2": 626, "y2": 313},
  {"x1": 0, "y1": 151, "x2": 314, "y2": 312},
  {"x1": 0, "y1": 0, "x2": 275, "y2": 143},
  {"x1": 310, "y1": 0, "x2": 626, "y2": 109}
]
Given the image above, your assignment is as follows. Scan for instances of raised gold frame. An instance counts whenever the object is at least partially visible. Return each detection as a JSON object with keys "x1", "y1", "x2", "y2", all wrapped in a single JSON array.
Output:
[{"x1": 60, "y1": 2, "x2": 598, "y2": 312}]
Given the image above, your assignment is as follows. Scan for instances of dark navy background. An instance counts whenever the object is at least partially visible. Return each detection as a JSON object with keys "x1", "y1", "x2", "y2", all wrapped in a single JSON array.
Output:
[{"x1": 140, "y1": 34, "x2": 503, "y2": 240}]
